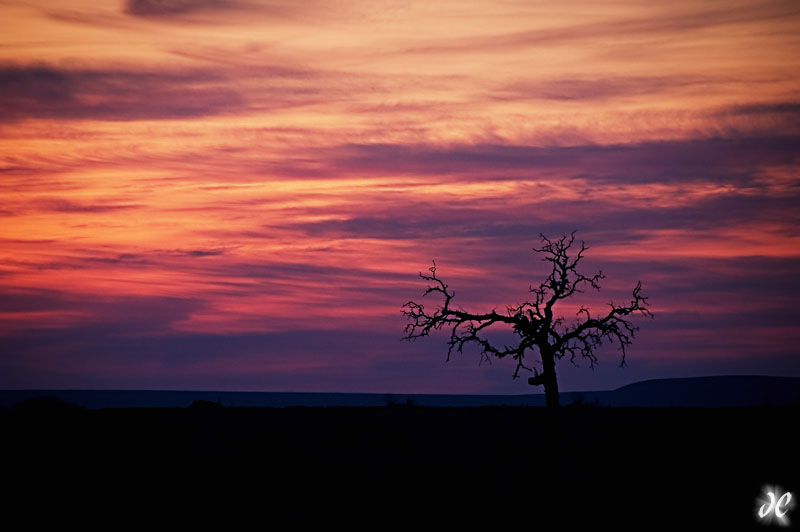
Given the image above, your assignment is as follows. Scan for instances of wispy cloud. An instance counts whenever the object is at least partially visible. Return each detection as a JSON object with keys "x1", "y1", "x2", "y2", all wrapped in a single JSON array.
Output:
[
  {"x1": 396, "y1": 1, "x2": 800, "y2": 56},
  {"x1": 1, "y1": 0, "x2": 798, "y2": 391},
  {"x1": 0, "y1": 64, "x2": 243, "y2": 121},
  {"x1": 125, "y1": 0, "x2": 239, "y2": 17},
  {"x1": 34, "y1": 197, "x2": 141, "y2": 213},
  {"x1": 319, "y1": 136, "x2": 800, "y2": 183}
]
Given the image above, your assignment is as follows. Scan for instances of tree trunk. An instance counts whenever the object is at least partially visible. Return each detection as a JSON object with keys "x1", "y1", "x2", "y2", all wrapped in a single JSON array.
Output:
[
  {"x1": 528, "y1": 351, "x2": 560, "y2": 407},
  {"x1": 542, "y1": 352, "x2": 559, "y2": 408}
]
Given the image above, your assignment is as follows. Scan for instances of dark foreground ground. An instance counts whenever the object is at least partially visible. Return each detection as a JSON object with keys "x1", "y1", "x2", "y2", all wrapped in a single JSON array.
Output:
[{"x1": 3, "y1": 403, "x2": 797, "y2": 528}]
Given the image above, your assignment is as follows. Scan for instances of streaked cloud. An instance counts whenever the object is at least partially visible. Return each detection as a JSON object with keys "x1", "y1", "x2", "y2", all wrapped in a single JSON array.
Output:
[
  {"x1": 1, "y1": 0, "x2": 798, "y2": 392},
  {"x1": 319, "y1": 136, "x2": 800, "y2": 183},
  {"x1": 0, "y1": 64, "x2": 243, "y2": 121},
  {"x1": 125, "y1": 0, "x2": 238, "y2": 17}
]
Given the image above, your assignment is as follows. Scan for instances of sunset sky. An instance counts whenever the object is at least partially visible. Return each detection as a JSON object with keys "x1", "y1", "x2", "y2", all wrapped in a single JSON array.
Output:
[{"x1": 1, "y1": 0, "x2": 799, "y2": 393}]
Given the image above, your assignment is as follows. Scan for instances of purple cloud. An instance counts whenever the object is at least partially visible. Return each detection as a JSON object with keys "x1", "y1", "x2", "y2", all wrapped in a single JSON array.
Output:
[
  {"x1": 125, "y1": 0, "x2": 238, "y2": 16},
  {"x1": 0, "y1": 65, "x2": 243, "y2": 121}
]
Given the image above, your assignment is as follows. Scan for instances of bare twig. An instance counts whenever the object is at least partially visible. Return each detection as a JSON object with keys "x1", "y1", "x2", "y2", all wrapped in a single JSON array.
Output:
[{"x1": 401, "y1": 232, "x2": 653, "y2": 406}]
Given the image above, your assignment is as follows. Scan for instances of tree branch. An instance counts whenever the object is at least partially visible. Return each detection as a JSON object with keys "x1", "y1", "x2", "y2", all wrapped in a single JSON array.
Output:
[
  {"x1": 555, "y1": 281, "x2": 652, "y2": 367},
  {"x1": 401, "y1": 261, "x2": 531, "y2": 375},
  {"x1": 401, "y1": 233, "x2": 653, "y2": 393}
]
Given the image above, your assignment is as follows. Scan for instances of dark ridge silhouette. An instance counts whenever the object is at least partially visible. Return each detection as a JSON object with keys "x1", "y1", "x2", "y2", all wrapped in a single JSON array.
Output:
[
  {"x1": 605, "y1": 375, "x2": 800, "y2": 407},
  {"x1": 1, "y1": 375, "x2": 797, "y2": 409},
  {"x1": 560, "y1": 375, "x2": 800, "y2": 407}
]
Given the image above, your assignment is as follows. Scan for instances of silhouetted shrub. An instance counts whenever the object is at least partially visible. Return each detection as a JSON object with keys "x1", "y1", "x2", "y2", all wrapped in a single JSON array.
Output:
[
  {"x1": 384, "y1": 394, "x2": 417, "y2": 408},
  {"x1": 566, "y1": 392, "x2": 598, "y2": 408},
  {"x1": 189, "y1": 399, "x2": 223, "y2": 409}
]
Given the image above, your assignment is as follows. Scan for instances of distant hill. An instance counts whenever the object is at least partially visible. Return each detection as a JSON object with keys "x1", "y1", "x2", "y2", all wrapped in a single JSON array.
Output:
[
  {"x1": 576, "y1": 375, "x2": 800, "y2": 407},
  {"x1": 1, "y1": 375, "x2": 798, "y2": 408}
]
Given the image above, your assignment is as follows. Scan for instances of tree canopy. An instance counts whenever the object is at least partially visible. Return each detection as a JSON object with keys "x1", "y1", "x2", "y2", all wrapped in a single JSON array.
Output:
[{"x1": 402, "y1": 232, "x2": 652, "y2": 406}]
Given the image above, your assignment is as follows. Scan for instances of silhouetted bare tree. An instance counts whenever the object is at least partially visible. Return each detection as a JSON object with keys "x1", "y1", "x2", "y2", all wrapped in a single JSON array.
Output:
[{"x1": 402, "y1": 232, "x2": 652, "y2": 407}]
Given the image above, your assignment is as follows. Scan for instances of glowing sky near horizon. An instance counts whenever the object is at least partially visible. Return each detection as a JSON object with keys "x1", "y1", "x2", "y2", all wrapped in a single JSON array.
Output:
[{"x1": 1, "y1": 0, "x2": 799, "y2": 393}]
